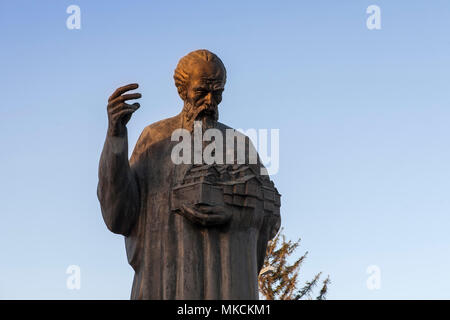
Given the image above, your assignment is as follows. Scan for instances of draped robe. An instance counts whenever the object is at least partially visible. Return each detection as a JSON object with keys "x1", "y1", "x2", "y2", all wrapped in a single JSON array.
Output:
[{"x1": 97, "y1": 112, "x2": 281, "y2": 299}]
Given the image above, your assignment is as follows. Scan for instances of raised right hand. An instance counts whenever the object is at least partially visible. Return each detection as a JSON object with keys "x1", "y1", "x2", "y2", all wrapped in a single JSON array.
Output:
[{"x1": 107, "y1": 83, "x2": 141, "y2": 136}]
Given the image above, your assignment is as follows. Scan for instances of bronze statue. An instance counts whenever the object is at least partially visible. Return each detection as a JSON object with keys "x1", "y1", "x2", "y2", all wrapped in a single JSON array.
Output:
[{"x1": 97, "y1": 49, "x2": 281, "y2": 299}]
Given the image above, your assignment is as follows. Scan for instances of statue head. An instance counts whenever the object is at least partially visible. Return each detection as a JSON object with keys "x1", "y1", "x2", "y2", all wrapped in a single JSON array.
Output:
[{"x1": 174, "y1": 49, "x2": 227, "y2": 123}]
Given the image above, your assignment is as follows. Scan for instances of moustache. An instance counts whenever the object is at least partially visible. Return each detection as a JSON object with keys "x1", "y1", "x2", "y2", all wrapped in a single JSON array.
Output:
[{"x1": 195, "y1": 104, "x2": 218, "y2": 119}]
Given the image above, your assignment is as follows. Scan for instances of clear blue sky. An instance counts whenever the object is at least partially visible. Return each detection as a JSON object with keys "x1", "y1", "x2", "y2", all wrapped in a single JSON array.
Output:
[{"x1": 1, "y1": 0, "x2": 449, "y2": 299}]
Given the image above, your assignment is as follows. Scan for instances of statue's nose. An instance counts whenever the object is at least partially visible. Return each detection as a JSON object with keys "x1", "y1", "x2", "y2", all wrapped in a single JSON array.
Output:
[{"x1": 205, "y1": 92, "x2": 213, "y2": 105}]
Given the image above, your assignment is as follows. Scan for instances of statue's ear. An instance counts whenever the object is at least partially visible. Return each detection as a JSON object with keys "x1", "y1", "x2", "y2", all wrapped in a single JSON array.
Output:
[{"x1": 177, "y1": 86, "x2": 187, "y2": 100}]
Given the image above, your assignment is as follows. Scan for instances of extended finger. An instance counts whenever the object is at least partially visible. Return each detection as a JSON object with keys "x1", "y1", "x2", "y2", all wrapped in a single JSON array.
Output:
[
  {"x1": 181, "y1": 205, "x2": 209, "y2": 219},
  {"x1": 108, "y1": 93, "x2": 142, "y2": 107},
  {"x1": 180, "y1": 205, "x2": 230, "y2": 226},
  {"x1": 179, "y1": 205, "x2": 211, "y2": 226},
  {"x1": 111, "y1": 107, "x2": 139, "y2": 120},
  {"x1": 108, "y1": 83, "x2": 139, "y2": 102},
  {"x1": 110, "y1": 102, "x2": 140, "y2": 114},
  {"x1": 201, "y1": 206, "x2": 231, "y2": 225}
]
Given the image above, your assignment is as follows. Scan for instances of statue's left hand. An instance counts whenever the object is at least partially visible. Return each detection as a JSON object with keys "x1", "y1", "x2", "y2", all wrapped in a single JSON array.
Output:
[{"x1": 177, "y1": 204, "x2": 231, "y2": 227}]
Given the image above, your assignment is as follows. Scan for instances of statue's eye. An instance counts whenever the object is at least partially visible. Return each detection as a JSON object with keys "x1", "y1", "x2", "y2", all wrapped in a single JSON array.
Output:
[{"x1": 195, "y1": 89, "x2": 207, "y2": 95}]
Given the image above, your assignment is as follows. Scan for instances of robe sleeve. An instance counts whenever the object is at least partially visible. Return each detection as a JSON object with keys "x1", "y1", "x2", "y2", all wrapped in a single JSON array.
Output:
[{"x1": 97, "y1": 130, "x2": 140, "y2": 236}]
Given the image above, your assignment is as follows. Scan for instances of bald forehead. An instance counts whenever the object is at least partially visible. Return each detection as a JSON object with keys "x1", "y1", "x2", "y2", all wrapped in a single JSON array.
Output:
[{"x1": 188, "y1": 60, "x2": 225, "y2": 85}]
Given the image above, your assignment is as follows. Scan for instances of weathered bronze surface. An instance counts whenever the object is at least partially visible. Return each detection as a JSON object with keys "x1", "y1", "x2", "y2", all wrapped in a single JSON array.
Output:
[{"x1": 97, "y1": 50, "x2": 281, "y2": 299}]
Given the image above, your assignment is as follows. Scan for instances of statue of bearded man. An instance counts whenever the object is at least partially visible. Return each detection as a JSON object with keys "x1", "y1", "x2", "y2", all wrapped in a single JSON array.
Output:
[{"x1": 97, "y1": 49, "x2": 281, "y2": 299}]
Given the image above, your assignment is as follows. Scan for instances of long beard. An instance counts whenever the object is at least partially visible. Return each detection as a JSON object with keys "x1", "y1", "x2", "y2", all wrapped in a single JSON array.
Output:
[{"x1": 183, "y1": 102, "x2": 218, "y2": 127}]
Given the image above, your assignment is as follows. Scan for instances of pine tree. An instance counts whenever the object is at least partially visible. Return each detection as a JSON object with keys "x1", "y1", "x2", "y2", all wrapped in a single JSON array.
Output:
[{"x1": 258, "y1": 229, "x2": 330, "y2": 300}]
